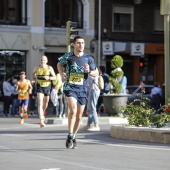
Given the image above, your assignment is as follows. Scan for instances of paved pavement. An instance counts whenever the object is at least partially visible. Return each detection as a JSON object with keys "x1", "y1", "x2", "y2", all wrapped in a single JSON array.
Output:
[
  {"x1": 0, "y1": 99, "x2": 170, "y2": 170},
  {"x1": 0, "y1": 118, "x2": 170, "y2": 170},
  {"x1": 1, "y1": 101, "x2": 170, "y2": 145}
]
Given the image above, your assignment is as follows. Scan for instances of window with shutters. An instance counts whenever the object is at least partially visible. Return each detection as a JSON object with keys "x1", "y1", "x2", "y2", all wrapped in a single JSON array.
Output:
[
  {"x1": 45, "y1": 0, "x2": 83, "y2": 28},
  {"x1": 0, "y1": 0, "x2": 27, "y2": 25},
  {"x1": 112, "y1": 5, "x2": 134, "y2": 32}
]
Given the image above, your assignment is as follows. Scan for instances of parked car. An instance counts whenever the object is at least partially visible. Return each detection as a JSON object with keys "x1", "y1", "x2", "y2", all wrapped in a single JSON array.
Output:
[{"x1": 126, "y1": 85, "x2": 154, "y2": 105}]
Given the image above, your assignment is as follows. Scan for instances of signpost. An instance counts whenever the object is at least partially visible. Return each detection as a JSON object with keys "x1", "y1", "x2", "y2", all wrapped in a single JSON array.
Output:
[
  {"x1": 66, "y1": 21, "x2": 79, "y2": 52},
  {"x1": 160, "y1": 0, "x2": 170, "y2": 104},
  {"x1": 65, "y1": 21, "x2": 79, "y2": 116}
]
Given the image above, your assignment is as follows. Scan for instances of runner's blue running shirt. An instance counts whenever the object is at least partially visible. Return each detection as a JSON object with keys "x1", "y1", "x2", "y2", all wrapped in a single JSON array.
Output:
[{"x1": 58, "y1": 52, "x2": 96, "y2": 92}]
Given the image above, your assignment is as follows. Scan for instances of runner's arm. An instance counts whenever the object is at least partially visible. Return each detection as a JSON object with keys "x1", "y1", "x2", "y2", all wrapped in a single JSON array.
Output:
[
  {"x1": 48, "y1": 66, "x2": 56, "y2": 81},
  {"x1": 32, "y1": 66, "x2": 38, "y2": 82},
  {"x1": 28, "y1": 80, "x2": 33, "y2": 94},
  {"x1": 57, "y1": 62, "x2": 66, "y2": 83},
  {"x1": 88, "y1": 68, "x2": 98, "y2": 77}
]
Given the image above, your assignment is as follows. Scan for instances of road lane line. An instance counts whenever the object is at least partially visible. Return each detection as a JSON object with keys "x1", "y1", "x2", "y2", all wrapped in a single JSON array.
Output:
[
  {"x1": 78, "y1": 139, "x2": 170, "y2": 151},
  {"x1": 0, "y1": 145, "x2": 111, "y2": 170},
  {"x1": 0, "y1": 123, "x2": 67, "y2": 130}
]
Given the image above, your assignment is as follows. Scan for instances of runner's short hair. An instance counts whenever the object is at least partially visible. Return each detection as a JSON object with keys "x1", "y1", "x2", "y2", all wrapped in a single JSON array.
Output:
[
  {"x1": 20, "y1": 71, "x2": 26, "y2": 75},
  {"x1": 73, "y1": 36, "x2": 84, "y2": 43}
]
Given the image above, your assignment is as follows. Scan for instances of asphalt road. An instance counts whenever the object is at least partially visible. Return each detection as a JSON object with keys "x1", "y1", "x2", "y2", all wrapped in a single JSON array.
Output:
[{"x1": 0, "y1": 117, "x2": 170, "y2": 170}]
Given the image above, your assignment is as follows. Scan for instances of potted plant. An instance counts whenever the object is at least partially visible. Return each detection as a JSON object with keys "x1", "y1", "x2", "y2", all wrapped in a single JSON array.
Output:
[{"x1": 102, "y1": 55, "x2": 129, "y2": 116}]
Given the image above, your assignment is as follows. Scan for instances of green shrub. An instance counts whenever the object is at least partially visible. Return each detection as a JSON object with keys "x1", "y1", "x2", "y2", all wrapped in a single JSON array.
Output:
[
  {"x1": 109, "y1": 55, "x2": 124, "y2": 94},
  {"x1": 111, "y1": 55, "x2": 123, "y2": 69},
  {"x1": 120, "y1": 98, "x2": 170, "y2": 128}
]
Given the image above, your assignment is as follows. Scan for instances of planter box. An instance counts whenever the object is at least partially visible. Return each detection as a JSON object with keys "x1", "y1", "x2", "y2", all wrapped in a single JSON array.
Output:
[
  {"x1": 110, "y1": 125, "x2": 170, "y2": 144},
  {"x1": 102, "y1": 94, "x2": 129, "y2": 116}
]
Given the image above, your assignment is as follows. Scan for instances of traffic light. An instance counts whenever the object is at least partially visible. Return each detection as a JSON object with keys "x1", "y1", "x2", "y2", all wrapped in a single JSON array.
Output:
[
  {"x1": 139, "y1": 58, "x2": 144, "y2": 68},
  {"x1": 66, "y1": 21, "x2": 79, "y2": 46},
  {"x1": 139, "y1": 61, "x2": 144, "y2": 67},
  {"x1": 139, "y1": 58, "x2": 144, "y2": 72}
]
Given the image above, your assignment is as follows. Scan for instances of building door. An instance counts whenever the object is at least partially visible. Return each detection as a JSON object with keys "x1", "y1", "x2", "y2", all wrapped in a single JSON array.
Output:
[{"x1": 45, "y1": 52, "x2": 64, "y2": 74}]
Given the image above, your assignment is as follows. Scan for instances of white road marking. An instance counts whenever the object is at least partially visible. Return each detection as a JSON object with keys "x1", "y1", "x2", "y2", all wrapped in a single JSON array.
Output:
[
  {"x1": 0, "y1": 124, "x2": 67, "y2": 131},
  {"x1": 41, "y1": 169, "x2": 60, "y2": 170},
  {"x1": 78, "y1": 139, "x2": 170, "y2": 151},
  {"x1": 0, "y1": 127, "x2": 23, "y2": 130},
  {"x1": 0, "y1": 145, "x2": 111, "y2": 170},
  {"x1": 1, "y1": 134, "x2": 27, "y2": 137}
]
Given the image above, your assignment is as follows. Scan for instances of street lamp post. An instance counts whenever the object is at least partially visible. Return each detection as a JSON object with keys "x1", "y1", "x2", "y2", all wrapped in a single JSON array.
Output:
[
  {"x1": 98, "y1": 0, "x2": 101, "y2": 67},
  {"x1": 160, "y1": 0, "x2": 170, "y2": 104}
]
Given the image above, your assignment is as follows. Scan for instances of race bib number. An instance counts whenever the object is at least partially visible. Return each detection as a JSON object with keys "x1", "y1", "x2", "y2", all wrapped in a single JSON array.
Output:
[
  {"x1": 69, "y1": 73, "x2": 84, "y2": 85},
  {"x1": 39, "y1": 82, "x2": 50, "y2": 87},
  {"x1": 20, "y1": 90, "x2": 28, "y2": 96}
]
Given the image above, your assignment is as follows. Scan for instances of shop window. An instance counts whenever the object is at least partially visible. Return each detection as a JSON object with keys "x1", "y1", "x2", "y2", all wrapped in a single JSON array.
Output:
[
  {"x1": 45, "y1": 0, "x2": 83, "y2": 28},
  {"x1": 112, "y1": 5, "x2": 134, "y2": 32},
  {"x1": 154, "y1": 8, "x2": 164, "y2": 32},
  {"x1": 0, "y1": 51, "x2": 26, "y2": 83},
  {"x1": 0, "y1": 0, "x2": 27, "y2": 25}
]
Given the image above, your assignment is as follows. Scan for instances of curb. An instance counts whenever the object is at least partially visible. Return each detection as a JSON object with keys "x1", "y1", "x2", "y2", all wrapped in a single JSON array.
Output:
[
  {"x1": 46, "y1": 118, "x2": 68, "y2": 125},
  {"x1": 110, "y1": 125, "x2": 170, "y2": 144},
  {"x1": 45, "y1": 117, "x2": 128, "y2": 125}
]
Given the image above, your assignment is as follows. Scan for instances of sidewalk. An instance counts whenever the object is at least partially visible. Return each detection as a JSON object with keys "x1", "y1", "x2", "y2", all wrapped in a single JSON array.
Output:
[
  {"x1": 1, "y1": 101, "x2": 169, "y2": 144},
  {"x1": 45, "y1": 116, "x2": 128, "y2": 125},
  {"x1": 44, "y1": 101, "x2": 128, "y2": 125},
  {"x1": 0, "y1": 101, "x2": 128, "y2": 125}
]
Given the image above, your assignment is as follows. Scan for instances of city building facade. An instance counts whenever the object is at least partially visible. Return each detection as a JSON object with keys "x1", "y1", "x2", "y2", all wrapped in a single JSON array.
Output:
[
  {"x1": 94, "y1": 0, "x2": 164, "y2": 86},
  {"x1": 0, "y1": 0, "x2": 165, "y2": 90},
  {"x1": 0, "y1": 0, "x2": 95, "y2": 86}
]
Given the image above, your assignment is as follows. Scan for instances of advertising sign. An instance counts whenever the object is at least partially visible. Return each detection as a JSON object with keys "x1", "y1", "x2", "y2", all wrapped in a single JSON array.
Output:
[
  {"x1": 102, "y1": 41, "x2": 114, "y2": 55},
  {"x1": 131, "y1": 43, "x2": 144, "y2": 56}
]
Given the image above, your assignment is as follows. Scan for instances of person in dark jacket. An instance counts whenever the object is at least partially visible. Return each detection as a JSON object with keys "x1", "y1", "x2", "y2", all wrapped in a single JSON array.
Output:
[
  {"x1": 11, "y1": 79, "x2": 18, "y2": 116},
  {"x1": 97, "y1": 66, "x2": 110, "y2": 115},
  {"x1": 3, "y1": 75, "x2": 12, "y2": 117},
  {"x1": 151, "y1": 82, "x2": 162, "y2": 114},
  {"x1": 29, "y1": 81, "x2": 37, "y2": 116}
]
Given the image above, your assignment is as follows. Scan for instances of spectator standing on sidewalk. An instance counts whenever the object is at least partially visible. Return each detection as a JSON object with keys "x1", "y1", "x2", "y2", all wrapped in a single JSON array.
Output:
[
  {"x1": 29, "y1": 81, "x2": 37, "y2": 116},
  {"x1": 16, "y1": 71, "x2": 32, "y2": 124},
  {"x1": 53, "y1": 73, "x2": 66, "y2": 118},
  {"x1": 11, "y1": 79, "x2": 19, "y2": 117},
  {"x1": 151, "y1": 82, "x2": 162, "y2": 114},
  {"x1": 81, "y1": 70, "x2": 101, "y2": 131},
  {"x1": 3, "y1": 75, "x2": 12, "y2": 117},
  {"x1": 97, "y1": 66, "x2": 110, "y2": 115},
  {"x1": 32, "y1": 55, "x2": 56, "y2": 127},
  {"x1": 116, "y1": 68, "x2": 127, "y2": 94},
  {"x1": 57, "y1": 36, "x2": 98, "y2": 149}
]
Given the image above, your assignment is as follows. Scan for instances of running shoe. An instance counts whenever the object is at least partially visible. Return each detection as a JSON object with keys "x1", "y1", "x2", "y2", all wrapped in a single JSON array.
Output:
[
  {"x1": 40, "y1": 121, "x2": 46, "y2": 128},
  {"x1": 19, "y1": 119, "x2": 24, "y2": 124},
  {"x1": 66, "y1": 135, "x2": 73, "y2": 149},
  {"x1": 72, "y1": 139, "x2": 77, "y2": 149},
  {"x1": 24, "y1": 113, "x2": 28, "y2": 119}
]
